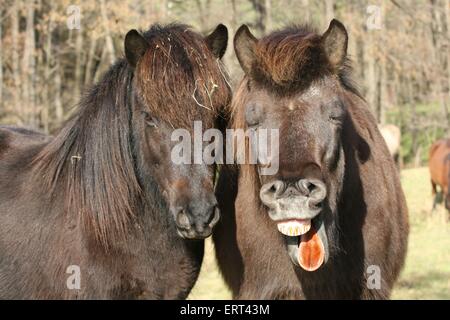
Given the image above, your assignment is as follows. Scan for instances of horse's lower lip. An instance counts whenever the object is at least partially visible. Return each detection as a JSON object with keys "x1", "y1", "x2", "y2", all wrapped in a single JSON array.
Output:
[
  {"x1": 176, "y1": 228, "x2": 212, "y2": 240},
  {"x1": 275, "y1": 218, "x2": 309, "y2": 223}
]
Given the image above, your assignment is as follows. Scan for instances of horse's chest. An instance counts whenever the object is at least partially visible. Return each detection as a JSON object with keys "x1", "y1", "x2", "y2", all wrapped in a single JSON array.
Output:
[{"x1": 115, "y1": 239, "x2": 204, "y2": 299}]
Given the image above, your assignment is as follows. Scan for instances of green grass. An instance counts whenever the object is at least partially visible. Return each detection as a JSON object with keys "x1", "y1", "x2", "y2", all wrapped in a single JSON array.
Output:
[
  {"x1": 189, "y1": 167, "x2": 450, "y2": 300},
  {"x1": 391, "y1": 168, "x2": 450, "y2": 299}
]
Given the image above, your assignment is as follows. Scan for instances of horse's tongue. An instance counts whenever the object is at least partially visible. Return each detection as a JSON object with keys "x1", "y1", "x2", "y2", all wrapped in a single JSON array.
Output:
[{"x1": 298, "y1": 225, "x2": 325, "y2": 272}]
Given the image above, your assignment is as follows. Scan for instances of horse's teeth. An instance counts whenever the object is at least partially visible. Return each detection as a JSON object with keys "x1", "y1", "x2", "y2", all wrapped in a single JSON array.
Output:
[{"x1": 277, "y1": 220, "x2": 311, "y2": 236}]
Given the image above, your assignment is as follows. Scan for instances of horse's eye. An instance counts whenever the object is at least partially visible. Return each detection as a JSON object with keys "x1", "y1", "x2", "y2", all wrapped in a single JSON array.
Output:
[
  {"x1": 328, "y1": 103, "x2": 345, "y2": 124},
  {"x1": 142, "y1": 111, "x2": 158, "y2": 128},
  {"x1": 247, "y1": 80, "x2": 252, "y2": 91},
  {"x1": 329, "y1": 114, "x2": 343, "y2": 123},
  {"x1": 245, "y1": 103, "x2": 262, "y2": 128}
]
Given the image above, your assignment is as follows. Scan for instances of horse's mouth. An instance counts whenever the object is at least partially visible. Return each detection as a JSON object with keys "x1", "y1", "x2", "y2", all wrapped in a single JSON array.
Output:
[
  {"x1": 176, "y1": 227, "x2": 213, "y2": 240},
  {"x1": 276, "y1": 218, "x2": 312, "y2": 236},
  {"x1": 259, "y1": 178, "x2": 329, "y2": 271},
  {"x1": 174, "y1": 207, "x2": 220, "y2": 240},
  {"x1": 275, "y1": 215, "x2": 329, "y2": 272}
]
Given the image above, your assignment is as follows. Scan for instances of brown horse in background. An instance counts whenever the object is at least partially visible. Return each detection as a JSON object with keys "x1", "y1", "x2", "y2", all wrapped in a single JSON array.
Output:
[
  {"x1": 0, "y1": 24, "x2": 230, "y2": 299},
  {"x1": 213, "y1": 20, "x2": 409, "y2": 299},
  {"x1": 429, "y1": 138, "x2": 450, "y2": 212},
  {"x1": 378, "y1": 124, "x2": 401, "y2": 168}
]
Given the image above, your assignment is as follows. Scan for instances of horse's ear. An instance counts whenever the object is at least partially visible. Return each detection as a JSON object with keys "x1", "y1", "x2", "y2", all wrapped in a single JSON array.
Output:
[
  {"x1": 205, "y1": 24, "x2": 228, "y2": 59},
  {"x1": 321, "y1": 19, "x2": 348, "y2": 68},
  {"x1": 234, "y1": 24, "x2": 258, "y2": 74},
  {"x1": 124, "y1": 29, "x2": 149, "y2": 68}
]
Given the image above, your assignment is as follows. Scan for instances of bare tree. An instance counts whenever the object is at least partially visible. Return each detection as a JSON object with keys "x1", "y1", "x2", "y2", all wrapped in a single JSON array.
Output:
[
  {"x1": 325, "y1": 0, "x2": 335, "y2": 22},
  {"x1": 11, "y1": 1, "x2": 21, "y2": 120},
  {"x1": 74, "y1": 24, "x2": 83, "y2": 101},
  {"x1": 265, "y1": 0, "x2": 272, "y2": 30},
  {"x1": 100, "y1": 0, "x2": 116, "y2": 65},
  {"x1": 0, "y1": 8, "x2": 3, "y2": 109},
  {"x1": 249, "y1": 0, "x2": 267, "y2": 34},
  {"x1": 21, "y1": 0, "x2": 37, "y2": 127},
  {"x1": 301, "y1": 0, "x2": 311, "y2": 23},
  {"x1": 84, "y1": 37, "x2": 97, "y2": 87},
  {"x1": 195, "y1": 0, "x2": 212, "y2": 31},
  {"x1": 430, "y1": 0, "x2": 450, "y2": 132}
]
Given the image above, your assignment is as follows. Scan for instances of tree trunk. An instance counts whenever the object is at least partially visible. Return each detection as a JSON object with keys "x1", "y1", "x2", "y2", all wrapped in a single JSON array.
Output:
[
  {"x1": 54, "y1": 61, "x2": 63, "y2": 125},
  {"x1": 11, "y1": 1, "x2": 22, "y2": 120},
  {"x1": 100, "y1": 0, "x2": 116, "y2": 65},
  {"x1": 93, "y1": 44, "x2": 109, "y2": 83},
  {"x1": 249, "y1": 0, "x2": 267, "y2": 35},
  {"x1": 363, "y1": 32, "x2": 377, "y2": 120},
  {"x1": 0, "y1": 8, "x2": 3, "y2": 110},
  {"x1": 231, "y1": 0, "x2": 238, "y2": 29},
  {"x1": 84, "y1": 37, "x2": 97, "y2": 86},
  {"x1": 325, "y1": 0, "x2": 335, "y2": 22},
  {"x1": 265, "y1": 0, "x2": 272, "y2": 31},
  {"x1": 22, "y1": 0, "x2": 37, "y2": 128},
  {"x1": 376, "y1": 62, "x2": 386, "y2": 124},
  {"x1": 42, "y1": 5, "x2": 55, "y2": 134},
  {"x1": 445, "y1": 1, "x2": 450, "y2": 103},
  {"x1": 301, "y1": 0, "x2": 311, "y2": 23},
  {"x1": 195, "y1": 0, "x2": 212, "y2": 31},
  {"x1": 378, "y1": 2, "x2": 387, "y2": 124},
  {"x1": 409, "y1": 79, "x2": 420, "y2": 167},
  {"x1": 430, "y1": 0, "x2": 450, "y2": 133},
  {"x1": 74, "y1": 25, "x2": 83, "y2": 101}
]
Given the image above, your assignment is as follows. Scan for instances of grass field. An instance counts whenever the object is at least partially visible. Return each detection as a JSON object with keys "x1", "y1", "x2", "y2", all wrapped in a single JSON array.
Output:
[{"x1": 188, "y1": 167, "x2": 450, "y2": 300}]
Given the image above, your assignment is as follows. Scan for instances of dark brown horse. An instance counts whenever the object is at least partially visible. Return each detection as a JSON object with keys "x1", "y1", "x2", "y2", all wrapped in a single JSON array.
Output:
[
  {"x1": 0, "y1": 23, "x2": 231, "y2": 299},
  {"x1": 213, "y1": 20, "x2": 409, "y2": 299},
  {"x1": 429, "y1": 138, "x2": 450, "y2": 211}
]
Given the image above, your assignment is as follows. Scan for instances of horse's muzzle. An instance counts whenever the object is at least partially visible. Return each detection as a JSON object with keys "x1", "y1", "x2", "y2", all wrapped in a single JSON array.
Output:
[
  {"x1": 259, "y1": 178, "x2": 327, "y2": 221},
  {"x1": 259, "y1": 178, "x2": 329, "y2": 271},
  {"x1": 173, "y1": 202, "x2": 220, "y2": 240}
]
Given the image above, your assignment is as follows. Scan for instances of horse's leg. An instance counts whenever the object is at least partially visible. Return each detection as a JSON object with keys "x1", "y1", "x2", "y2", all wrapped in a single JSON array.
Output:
[
  {"x1": 446, "y1": 194, "x2": 450, "y2": 221},
  {"x1": 431, "y1": 181, "x2": 437, "y2": 211},
  {"x1": 444, "y1": 186, "x2": 450, "y2": 214},
  {"x1": 394, "y1": 152, "x2": 400, "y2": 171}
]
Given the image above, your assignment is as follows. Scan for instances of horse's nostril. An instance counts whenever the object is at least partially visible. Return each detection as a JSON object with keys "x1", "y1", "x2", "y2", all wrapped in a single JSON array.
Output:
[
  {"x1": 307, "y1": 182, "x2": 316, "y2": 193},
  {"x1": 297, "y1": 179, "x2": 327, "y2": 201},
  {"x1": 269, "y1": 181, "x2": 285, "y2": 194},
  {"x1": 175, "y1": 209, "x2": 191, "y2": 229},
  {"x1": 310, "y1": 200, "x2": 323, "y2": 210}
]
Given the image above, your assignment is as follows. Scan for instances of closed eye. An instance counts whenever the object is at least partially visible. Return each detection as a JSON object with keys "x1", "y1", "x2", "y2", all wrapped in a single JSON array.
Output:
[
  {"x1": 142, "y1": 111, "x2": 158, "y2": 128},
  {"x1": 245, "y1": 102, "x2": 262, "y2": 128},
  {"x1": 247, "y1": 119, "x2": 260, "y2": 129},
  {"x1": 329, "y1": 114, "x2": 344, "y2": 122},
  {"x1": 328, "y1": 102, "x2": 345, "y2": 124}
]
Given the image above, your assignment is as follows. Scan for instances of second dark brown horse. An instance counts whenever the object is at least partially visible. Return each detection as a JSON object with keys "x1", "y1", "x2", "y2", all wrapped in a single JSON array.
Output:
[{"x1": 213, "y1": 20, "x2": 409, "y2": 299}]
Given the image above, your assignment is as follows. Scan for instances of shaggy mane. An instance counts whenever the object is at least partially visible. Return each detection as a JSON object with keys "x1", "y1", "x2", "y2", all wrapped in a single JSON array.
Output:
[
  {"x1": 136, "y1": 24, "x2": 231, "y2": 129},
  {"x1": 250, "y1": 24, "x2": 361, "y2": 97},
  {"x1": 32, "y1": 24, "x2": 231, "y2": 248}
]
